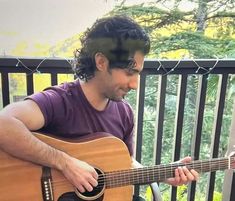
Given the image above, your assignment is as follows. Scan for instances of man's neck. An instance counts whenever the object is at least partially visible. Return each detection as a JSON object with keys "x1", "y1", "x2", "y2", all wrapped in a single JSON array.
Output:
[{"x1": 80, "y1": 80, "x2": 109, "y2": 111}]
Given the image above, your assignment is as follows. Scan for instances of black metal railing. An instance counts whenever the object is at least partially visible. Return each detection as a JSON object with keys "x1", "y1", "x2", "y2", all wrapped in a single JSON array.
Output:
[
  {"x1": 0, "y1": 57, "x2": 235, "y2": 201},
  {"x1": 135, "y1": 59, "x2": 235, "y2": 201}
]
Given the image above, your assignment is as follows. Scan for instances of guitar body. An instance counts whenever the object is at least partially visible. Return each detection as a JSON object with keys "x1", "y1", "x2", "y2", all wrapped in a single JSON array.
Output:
[{"x1": 0, "y1": 133, "x2": 133, "y2": 201}]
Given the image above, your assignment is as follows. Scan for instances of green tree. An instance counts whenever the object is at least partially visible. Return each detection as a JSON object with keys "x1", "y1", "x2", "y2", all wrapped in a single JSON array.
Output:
[
  {"x1": 109, "y1": 1, "x2": 235, "y2": 199},
  {"x1": 110, "y1": 0, "x2": 235, "y2": 58}
]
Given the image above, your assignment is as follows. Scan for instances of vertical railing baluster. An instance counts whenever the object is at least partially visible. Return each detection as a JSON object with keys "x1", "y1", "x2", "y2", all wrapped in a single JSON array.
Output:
[
  {"x1": 188, "y1": 74, "x2": 208, "y2": 201},
  {"x1": 1, "y1": 72, "x2": 10, "y2": 107},
  {"x1": 170, "y1": 74, "x2": 188, "y2": 201},
  {"x1": 134, "y1": 71, "x2": 147, "y2": 196},
  {"x1": 206, "y1": 74, "x2": 228, "y2": 201},
  {"x1": 26, "y1": 73, "x2": 34, "y2": 95},
  {"x1": 154, "y1": 75, "x2": 167, "y2": 166}
]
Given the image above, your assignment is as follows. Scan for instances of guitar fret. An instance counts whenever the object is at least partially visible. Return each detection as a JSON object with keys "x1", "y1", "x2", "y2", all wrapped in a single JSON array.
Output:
[
  {"x1": 147, "y1": 168, "x2": 150, "y2": 183},
  {"x1": 164, "y1": 164, "x2": 167, "y2": 181},
  {"x1": 209, "y1": 159, "x2": 211, "y2": 172},
  {"x1": 141, "y1": 167, "x2": 144, "y2": 183},
  {"x1": 170, "y1": 163, "x2": 173, "y2": 181},
  {"x1": 200, "y1": 160, "x2": 203, "y2": 173}
]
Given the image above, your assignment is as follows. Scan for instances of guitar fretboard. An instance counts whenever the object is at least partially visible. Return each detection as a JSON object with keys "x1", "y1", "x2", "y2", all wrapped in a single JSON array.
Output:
[{"x1": 101, "y1": 156, "x2": 234, "y2": 188}]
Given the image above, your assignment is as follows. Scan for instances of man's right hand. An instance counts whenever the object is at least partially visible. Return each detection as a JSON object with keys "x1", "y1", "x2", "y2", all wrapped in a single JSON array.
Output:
[{"x1": 59, "y1": 154, "x2": 98, "y2": 193}]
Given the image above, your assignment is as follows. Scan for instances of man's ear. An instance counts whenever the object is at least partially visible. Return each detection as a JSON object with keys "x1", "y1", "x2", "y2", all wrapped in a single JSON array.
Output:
[{"x1": 94, "y1": 52, "x2": 108, "y2": 71}]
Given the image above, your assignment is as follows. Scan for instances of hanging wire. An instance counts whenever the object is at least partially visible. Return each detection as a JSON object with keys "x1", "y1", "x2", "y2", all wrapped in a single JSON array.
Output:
[
  {"x1": 8, "y1": 56, "x2": 221, "y2": 76},
  {"x1": 155, "y1": 59, "x2": 168, "y2": 73},
  {"x1": 162, "y1": 59, "x2": 181, "y2": 76},
  {"x1": 13, "y1": 57, "x2": 74, "y2": 76},
  {"x1": 155, "y1": 58, "x2": 220, "y2": 76},
  {"x1": 193, "y1": 57, "x2": 219, "y2": 75}
]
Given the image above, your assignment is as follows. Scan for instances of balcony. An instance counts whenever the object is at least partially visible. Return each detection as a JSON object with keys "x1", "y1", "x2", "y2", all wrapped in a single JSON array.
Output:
[{"x1": 0, "y1": 57, "x2": 235, "y2": 201}]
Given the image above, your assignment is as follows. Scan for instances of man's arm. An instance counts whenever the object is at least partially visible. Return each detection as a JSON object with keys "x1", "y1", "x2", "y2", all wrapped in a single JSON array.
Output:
[{"x1": 0, "y1": 100, "x2": 98, "y2": 192}]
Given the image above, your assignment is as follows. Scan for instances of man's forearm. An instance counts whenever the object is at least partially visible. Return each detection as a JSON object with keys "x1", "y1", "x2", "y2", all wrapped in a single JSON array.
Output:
[{"x1": 0, "y1": 115, "x2": 67, "y2": 170}]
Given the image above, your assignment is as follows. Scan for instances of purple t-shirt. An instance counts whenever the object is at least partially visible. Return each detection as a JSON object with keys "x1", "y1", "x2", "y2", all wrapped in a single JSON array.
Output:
[{"x1": 27, "y1": 79, "x2": 135, "y2": 156}]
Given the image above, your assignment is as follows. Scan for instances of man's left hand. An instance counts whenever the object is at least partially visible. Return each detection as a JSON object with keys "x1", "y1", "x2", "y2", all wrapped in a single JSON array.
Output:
[{"x1": 165, "y1": 156, "x2": 199, "y2": 186}]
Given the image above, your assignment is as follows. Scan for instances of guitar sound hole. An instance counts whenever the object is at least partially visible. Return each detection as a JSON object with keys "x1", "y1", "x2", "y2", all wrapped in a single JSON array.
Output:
[
  {"x1": 58, "y1": 192, "x2": 80, "y2": 201},
  {"x1": 77, "y1": 168, "x2": 105, "y2": 200}
]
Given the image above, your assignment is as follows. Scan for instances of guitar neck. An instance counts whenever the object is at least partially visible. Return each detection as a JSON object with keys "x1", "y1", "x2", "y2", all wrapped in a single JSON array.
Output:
[{"x1": 105, "y1": 157, "x2": 234, "y2": 188}]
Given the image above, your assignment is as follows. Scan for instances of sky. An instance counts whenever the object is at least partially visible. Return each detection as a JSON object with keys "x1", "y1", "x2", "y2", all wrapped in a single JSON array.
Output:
[
  {"x1": 0, "y1": 0, "x2": 115, "y2": 55},
  {"x1": 0, "y1": 0, "x2": 195, "y2": 56}
]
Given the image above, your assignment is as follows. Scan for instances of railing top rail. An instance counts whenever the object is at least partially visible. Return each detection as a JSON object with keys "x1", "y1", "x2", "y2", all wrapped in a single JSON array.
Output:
[
  {"x1": 0, "y1": 57, "x2": 73, "y2": 68},
  {"x1": 143, "y1": 59, "x2": 235, "y2": 74},
  {"x1": 0, "y1": 57, "x2": 235, "y2": 74},
  {"x1": 144, "y1": 59, "x2": 235, "y2": 68}
]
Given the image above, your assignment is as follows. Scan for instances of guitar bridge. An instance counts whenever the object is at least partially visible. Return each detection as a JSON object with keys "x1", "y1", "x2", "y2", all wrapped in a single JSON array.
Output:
[{"x1": 41, "y1": 166, "x2": 54, "y2": 201}]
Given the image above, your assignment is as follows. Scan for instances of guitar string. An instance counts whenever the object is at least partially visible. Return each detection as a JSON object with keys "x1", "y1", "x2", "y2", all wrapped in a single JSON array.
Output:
[
  {"x1": 50, "y1": 164, "x2": 228, "y2": 190},
  {"x1": 49, "y1": 160, "x2": 228, "y2": 184},
  {"x1": 104, "y1": 163, "x2": 229, "y2": 187},
  {"x1": 49, "y1": 158, "x2": 233, "y2": 189},
  {"x1": 50, "y1": 159, "x2": 232, "y2": 186},
  {"x1": 50, "y1": 163, "x2": 229, "y2": 190}
]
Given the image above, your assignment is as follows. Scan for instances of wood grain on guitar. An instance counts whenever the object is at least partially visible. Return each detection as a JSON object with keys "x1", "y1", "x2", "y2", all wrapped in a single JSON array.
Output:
[{"x1": 0, "y1": 133, "x2": 234, "y2": 201}]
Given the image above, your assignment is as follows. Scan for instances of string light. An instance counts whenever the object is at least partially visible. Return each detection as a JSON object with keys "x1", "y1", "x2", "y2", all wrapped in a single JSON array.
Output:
[
  {"x1": 193, "y1": 58, "x2": 219, "y2": 75},
  {"x1": 15, "y1": 58, "x2": 33, "y2": 72},
  {"x1": 201, "y1": 57, "x2": 219, "y2": 75},
  {"x1": 12, "y1": 57, "x2": 73, "y2": 76},
  {"x1": 155, "y1": 58, "x2": 220, "y2": 76},
  {"x1": 162, "y1": 59, "x2": 181, "y2": 76},
  {"x1": 1, "y1": 56, "x2": 221, "y2": 76},
  {"x1": 16, "y1": 61, "x2": 20, "y2": 67}
]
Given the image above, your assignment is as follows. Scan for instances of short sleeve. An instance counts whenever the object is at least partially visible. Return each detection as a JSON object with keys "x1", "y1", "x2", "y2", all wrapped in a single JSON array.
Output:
[{"x1": 25, "y1": 89, "x2": 67, "y2": 127}]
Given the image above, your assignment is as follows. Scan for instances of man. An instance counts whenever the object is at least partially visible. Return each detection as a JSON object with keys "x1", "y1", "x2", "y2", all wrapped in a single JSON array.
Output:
[{"x1": 0, "y1": 15, "x2": 198, "y2": 200}]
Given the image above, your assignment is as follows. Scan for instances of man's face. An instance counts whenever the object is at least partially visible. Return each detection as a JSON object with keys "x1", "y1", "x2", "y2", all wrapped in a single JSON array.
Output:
[{"x1": 102, "y1": 51, "x2": 144, "y2": 101}]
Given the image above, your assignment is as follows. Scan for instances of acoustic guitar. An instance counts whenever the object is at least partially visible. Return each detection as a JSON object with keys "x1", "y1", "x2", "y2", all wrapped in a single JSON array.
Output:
[{"x1": 0, "y1": 132, "x2": 234, "y2": 201}]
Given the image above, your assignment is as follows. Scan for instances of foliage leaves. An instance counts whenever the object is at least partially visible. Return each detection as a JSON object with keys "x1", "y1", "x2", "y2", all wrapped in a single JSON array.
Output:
[
  {"x1": 110, "y1": 0, "x2": 235, "y2": 59},
  {"x1": 113, "y1": 1, "x2": 235, "y2": 199}
]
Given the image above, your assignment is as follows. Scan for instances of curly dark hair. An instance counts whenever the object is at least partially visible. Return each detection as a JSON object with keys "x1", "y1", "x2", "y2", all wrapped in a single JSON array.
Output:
[{"x1": 73, "y1": 15, "x2": 150, "y2": 81}]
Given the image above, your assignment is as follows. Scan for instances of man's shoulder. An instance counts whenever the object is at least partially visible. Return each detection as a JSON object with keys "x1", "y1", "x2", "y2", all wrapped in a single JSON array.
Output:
[
  {"x1": 46, "y1": 80, "x2": 79, "y2": 92},
  {"x1": 25, "y1": 80, "x2": 80, "y2": 104},
  {"x1": 30, "y1": 80, "x2": 80, "y2": 100}
]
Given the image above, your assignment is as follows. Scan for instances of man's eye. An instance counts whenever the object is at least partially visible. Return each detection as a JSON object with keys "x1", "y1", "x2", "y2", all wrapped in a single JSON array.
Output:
[
  {"x1": 126, "y1": 68, "x2": 137, "y2": 75},
  {"x1": 127, "y1": 69, "x2": 134, "y2": 74}
]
